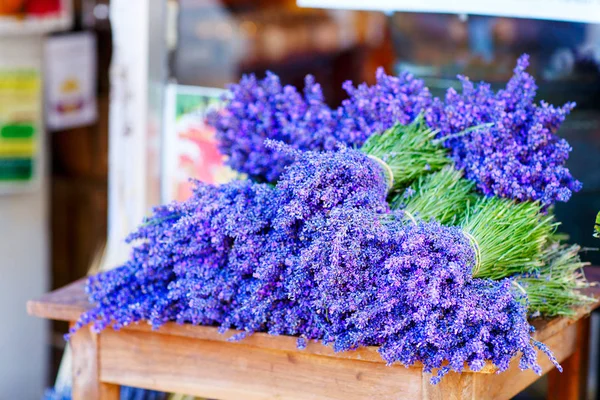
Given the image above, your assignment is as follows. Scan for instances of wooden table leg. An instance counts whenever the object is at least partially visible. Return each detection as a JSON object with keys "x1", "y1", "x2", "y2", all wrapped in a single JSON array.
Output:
[
  {"x1": 547, "y1": 318, "x2": 590, "y2": 400},
  {"x1": 69, "y1": 323, "x2": 120, "y2": 400}
]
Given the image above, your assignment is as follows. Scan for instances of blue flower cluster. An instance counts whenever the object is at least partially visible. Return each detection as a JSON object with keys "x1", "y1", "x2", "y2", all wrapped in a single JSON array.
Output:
[
  {"x1": 298, "y1": 209, "x2": 554, "y2": 382},
  {"x1": 209, "y1": 55, "x2": 580, "y2": 208},
  {"x1": 340, "y1": 67, "x2": 433, "y2": 141},
  {"x1": 72, "y1": 146, "x2": 558, "y2": 383},
  {"x1": 207, "y1": 73, "x2": 364, "y2": 182},
  {"x1": 208, "y1": 69, "x2": 431, "y2": 184},
  {"x1": 427, "y1": 55, "x2": 581, "y2": 207},
  {"x1": 344, "y1": 56, "x2": 581, "y2": 207}
]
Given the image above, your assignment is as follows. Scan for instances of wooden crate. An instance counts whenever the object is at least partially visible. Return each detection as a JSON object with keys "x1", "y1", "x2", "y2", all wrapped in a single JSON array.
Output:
[{"x1": 28, "y1": 268, "x2": 600, "y2": 400}]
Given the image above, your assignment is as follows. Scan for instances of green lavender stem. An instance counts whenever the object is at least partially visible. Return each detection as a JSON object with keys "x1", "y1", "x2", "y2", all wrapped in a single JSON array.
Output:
[
  {"x1": 516, "y1": 243, "x2": 594, "y2": 317},
  {"x1": 462, "y1": 198, "x2": 557, "y2": 280},
  {"x1": 390, "y1": 166, "x2": 474, "y2": 225},
  {"x1": 360, "y1": 117, "x2": 449, "y2": 191}
]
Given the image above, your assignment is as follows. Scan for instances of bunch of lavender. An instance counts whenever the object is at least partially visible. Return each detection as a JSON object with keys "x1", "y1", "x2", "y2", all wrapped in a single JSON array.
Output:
[
  {"x1": 71, "y1": 144, "x2": 563, "y2": 384},
  {"x1": 294, "y1": 207, "x2": 557, "y2": 383},
  {"x1": 70, "y1": 180, "x2": 282, "y2": 337},
  {"x1": 393, "y1": 172, "x2": 557, "y2": 282},
  {"x1": 389, "y1": 167, "x2": 593, "y2": 316},
  {"x1": 246, "y1": 143, "x2": 392, "y2": 341},
  {"x1": 391, "y1": 169, "x2": 559, "y2": 282},
  {"x1": 426, "y1": 55, "x2": 581, "y2": 208},
  {"x1": 208, "y1": 68, "x2": 435, "y2": 185},
  {"x1": 387, "y1": 166, "x2": 553, "y2": 281},
  {"x1": 273, "y1": 148, "x2": 558, "y2": 377},
  {"x1": 207, "y1": 73, "x2": 363, "y2": 183},
  {"x1": 201, "y1": 144, "x2": 392, "y2": 341},
  {"x1": 291, "y1": 206, "x2": 397, "y2": 347},
  {"x1": 338, "y1": 56, "x2": 581, "y2": 207},
  {"x1": 166, "y1": 180, "x2": 281, "y2": 329},
  {"x1": 72, "y1": 200, "x2": 191, "y2": 335}
]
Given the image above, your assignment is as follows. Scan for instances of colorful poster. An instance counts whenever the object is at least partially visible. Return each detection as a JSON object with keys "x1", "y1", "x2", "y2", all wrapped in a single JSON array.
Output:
[
  {"x1": 162, "y1": 84, "x2": 236, "y2": 203},
  {"x1": 44, "y1": 32, "x2": 97, "y2": 130},
  {"x1": 0, "y1": 68, "x2": 41, "y2": 189}
]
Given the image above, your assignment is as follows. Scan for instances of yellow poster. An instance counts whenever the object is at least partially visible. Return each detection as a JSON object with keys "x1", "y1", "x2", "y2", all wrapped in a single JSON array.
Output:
[{"x1": 0, "y1": 68, "x2": 40, "y2": 183}]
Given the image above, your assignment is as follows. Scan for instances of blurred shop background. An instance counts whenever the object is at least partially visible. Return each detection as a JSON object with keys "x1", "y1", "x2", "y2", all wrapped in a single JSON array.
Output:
[{"x1": 1, "y1": 0, "x2": 600, "y2": 399}]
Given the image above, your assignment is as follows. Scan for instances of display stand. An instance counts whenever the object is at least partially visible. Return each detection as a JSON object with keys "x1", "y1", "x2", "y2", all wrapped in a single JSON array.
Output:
[{"x1": 28, "y1": 268, "x2": 600, "y2": 400}]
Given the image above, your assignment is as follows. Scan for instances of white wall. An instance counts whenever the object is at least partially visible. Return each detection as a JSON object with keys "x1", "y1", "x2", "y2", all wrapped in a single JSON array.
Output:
[{"x1": 0, "y1": 36, "x2": 49, "y2": 400}]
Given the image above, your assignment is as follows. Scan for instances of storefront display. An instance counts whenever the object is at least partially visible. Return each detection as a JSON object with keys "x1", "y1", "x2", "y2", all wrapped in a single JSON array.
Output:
[{"x1": 38, "y1": 1, "x2": 600, "y2": 399}]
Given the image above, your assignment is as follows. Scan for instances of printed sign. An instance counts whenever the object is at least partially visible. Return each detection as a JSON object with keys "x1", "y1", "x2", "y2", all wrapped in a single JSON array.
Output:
[
  {"x1": 298, "y1": 0, "x2": 600, "y2": 24},
  {"x1": 44, "y1": 32, "x2": 97, "y2": 130},
  {"x1": 162, "y1": 84, "x2": 236, "y2": 203},
  {"x1": 0, "y1": 68, "x2": 41, "y2": 189}
]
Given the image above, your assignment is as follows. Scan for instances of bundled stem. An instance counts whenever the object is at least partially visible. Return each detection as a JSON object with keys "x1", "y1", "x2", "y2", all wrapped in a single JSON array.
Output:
[
  {"x1": 517, "y1": 243, "x2": 594, "y2": 317},
  {"x1": 461, "y1": 198, "x2": 557, "y2": 280},
  {"x1": 386, "y1": 164, "x2": 591, "y2": 317},
  {"x1": 390, "y1": 166, "x2": 475, "y2": 225},
  {"x1": 360, "y1": 117, "x2": 450, "y2": 191}
]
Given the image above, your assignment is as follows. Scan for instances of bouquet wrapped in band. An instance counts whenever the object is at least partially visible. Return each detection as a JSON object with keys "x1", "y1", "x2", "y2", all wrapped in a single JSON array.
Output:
[{"x1": 70, "y1": 55, "x2": 593, "y2": 383}]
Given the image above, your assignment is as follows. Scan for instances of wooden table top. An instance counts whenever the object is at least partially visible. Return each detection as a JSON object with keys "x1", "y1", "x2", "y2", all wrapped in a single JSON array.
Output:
[{"x1": 27, "y1": 266, "x2": 600, "y2": 373}]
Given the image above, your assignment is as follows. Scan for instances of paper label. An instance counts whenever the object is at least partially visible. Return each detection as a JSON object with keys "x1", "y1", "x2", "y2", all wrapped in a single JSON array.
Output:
[
  {"x1": 0, "y1": 68, "x2": 40, "y2": 184},
  {"x1": 44, "y1": 32, "x2": 97, "y2": 130}
]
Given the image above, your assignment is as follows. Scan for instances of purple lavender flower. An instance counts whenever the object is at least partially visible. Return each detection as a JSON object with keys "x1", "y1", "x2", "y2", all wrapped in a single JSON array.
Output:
[
  {"x1": 426, "y1": 55, "x2": 581, "y2": 207},
  {"x1": 71, "y1": 146, "x2": 559, "y2": 384},
  {"x1": 269, "y1": 141, "x2": 389, "y2": 230},
  {"x1": 294, "y1": 207, "x2": 555, "y2": 382},
  {"x1": 340, "y1": 56, "x2": 581, "y2": 207},
  {"x1": 210, "y1": 56, "x2": 580, "y2": 208},
  {"x1": 207, "y1": 73, "x2": 362, "y2": 183},
  {"x1": 70, "y1": 180, "x2": 281, "y2": 335},
  {"x1": 340, "y1": 67, "x2": 433, "y2": 140}
]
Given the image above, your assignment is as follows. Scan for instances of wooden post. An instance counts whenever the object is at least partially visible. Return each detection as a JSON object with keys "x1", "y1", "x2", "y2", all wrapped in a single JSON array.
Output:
[
  {"x1": 547, "y1": 318, "x2": 590, "y2": 400},
  {"x1": 69, "y1": 323, "x2": 120, "y2": 400}
]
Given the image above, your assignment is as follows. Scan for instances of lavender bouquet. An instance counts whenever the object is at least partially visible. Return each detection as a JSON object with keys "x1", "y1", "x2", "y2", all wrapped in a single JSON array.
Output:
[
  {"x1": 208, "y1": 53, "x2": 591, "y2": 316},
  {"x1": 71, "y1": 54, "x2": 592, "y2": 384},
  {"x1": 72, "y1": 146, "x2": 561, "y2": 383},
  {"x1": 209, "y1": 55, "x2": 581, "y2": 208},
  {"x1": 391, "y1": 166, "x2": 592, "y2": 316}
]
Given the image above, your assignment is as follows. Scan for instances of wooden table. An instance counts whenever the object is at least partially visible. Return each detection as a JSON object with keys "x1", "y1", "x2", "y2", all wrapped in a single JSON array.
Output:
[{"x1": 28, "y1": 267, "x2": 600, "y2": 400}]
